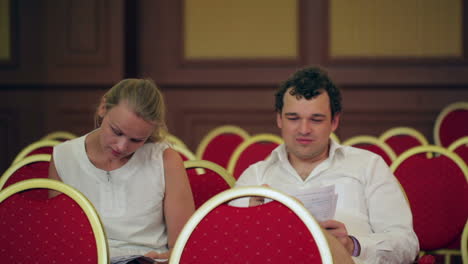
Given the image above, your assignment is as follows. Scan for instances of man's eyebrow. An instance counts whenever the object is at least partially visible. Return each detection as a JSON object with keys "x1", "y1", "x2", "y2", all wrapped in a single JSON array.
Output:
[
  {"x1": 310, "y1": 113, "x2": 326, "y2": 118},
  {"x1": 284, "y1": 112, "x2": 298, "y2": 116}
]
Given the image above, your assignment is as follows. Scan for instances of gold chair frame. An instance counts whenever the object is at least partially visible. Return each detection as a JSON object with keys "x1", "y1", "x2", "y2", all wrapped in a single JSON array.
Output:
[
  {"x1": 433, "y1": 101, "x2": 468, "y2": 147},
  {"x1": 0, "y1": 153, "x2": 51, "y2": 190},
  {"x1": 11, "y1": 139, "x2": 60, "y2": 165},
  {"x1": 41, "y1": 131, "x2": 77, "y2": 141},
  {"x1": 195, "y1": 125, "x2": 250, "y2": 160},
  {"x1": 226, "y1": 133, "x2": 283, "y2": 176},
  {"x1": 342, "y1": 135, "x2": 397, "y2": 163},
  {"x1": 184, "y1": 159, "x2": 236, "y2": 188}
]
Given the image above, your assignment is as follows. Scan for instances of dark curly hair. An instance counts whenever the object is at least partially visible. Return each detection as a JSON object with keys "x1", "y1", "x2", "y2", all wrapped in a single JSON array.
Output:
[{"x1": 275, "y1": 66, "x2": 342, "y2": 118}]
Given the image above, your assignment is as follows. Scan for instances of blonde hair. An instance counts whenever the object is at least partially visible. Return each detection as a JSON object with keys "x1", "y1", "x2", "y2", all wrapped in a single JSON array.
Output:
[{"x1": 94, "y1": 78, "x2": 167, "y2": 142}]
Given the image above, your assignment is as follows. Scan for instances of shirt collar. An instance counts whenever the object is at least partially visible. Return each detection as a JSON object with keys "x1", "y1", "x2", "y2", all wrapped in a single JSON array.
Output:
[{"x1": 272, "y1": 138, "x2": 345, "y2": 165}]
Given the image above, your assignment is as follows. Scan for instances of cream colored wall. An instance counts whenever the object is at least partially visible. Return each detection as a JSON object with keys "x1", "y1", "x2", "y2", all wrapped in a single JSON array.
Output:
[
  {"x1": 0, "y1": 0, "x2": 11, "y2": 61},
  {"x1": 330, "y1": 0, "x2": 462, "y2": 57},
  {"x1": 184, "y1": 0, "x2": 297, "y2": 58}
]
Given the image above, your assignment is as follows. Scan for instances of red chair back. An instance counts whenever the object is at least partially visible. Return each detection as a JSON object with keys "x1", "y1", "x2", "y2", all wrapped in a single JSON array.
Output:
[
  {"x1": 391, "y1": 146, "x2": 468, "y2": 251},
  {"x1": 171, "y1": 187, "x2": 332, "y2": 264},
  {"x1": 181, "y1": 202, "x2": 323, "y2": 263},
  {"x1": 0, "y1": 179, "x2": 108, "y2": 264},
  {"x1": 0, "y1": 154, "x2": 51, "y2": 199},
  {"x1": 196, "y1": 126, "x2": 250, "y2": 168},
  {"x1": 434, "y1": 102, "x2": 468, "y2": 148},
  {"x1": 384, "y1": 135, "x2": 425, "y2": 156},
  {"x1": 184, "y1": 160, "x2": 235, "y2": 209},
  {"x1": 227, "y1": 134, "x2": 283, "y2": 179},
  {"x1": 343, "y1": 135, "x2": 396, "y2": 166}
]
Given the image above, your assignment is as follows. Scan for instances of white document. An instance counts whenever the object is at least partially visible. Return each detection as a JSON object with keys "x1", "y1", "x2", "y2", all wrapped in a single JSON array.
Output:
[{"x1": 281, "y1": 184, "x2": 338, "y2": 222}]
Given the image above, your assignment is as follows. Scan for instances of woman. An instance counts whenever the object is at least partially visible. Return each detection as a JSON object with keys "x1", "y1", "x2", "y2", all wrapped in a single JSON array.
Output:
[{"x1": 48, "y1": 79, "x2": 195, "y2": 260}]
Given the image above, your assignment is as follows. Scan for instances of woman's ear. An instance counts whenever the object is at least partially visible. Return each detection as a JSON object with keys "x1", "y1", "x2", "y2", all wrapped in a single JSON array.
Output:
[{"x1": 97, "y1": 97, "x2": 107, "y2": 118}]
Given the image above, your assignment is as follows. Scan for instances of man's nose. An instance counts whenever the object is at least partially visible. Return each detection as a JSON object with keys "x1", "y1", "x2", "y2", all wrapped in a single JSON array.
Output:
[{"x1": 298, "y1": 120, "x2": 311, "y2": 134}]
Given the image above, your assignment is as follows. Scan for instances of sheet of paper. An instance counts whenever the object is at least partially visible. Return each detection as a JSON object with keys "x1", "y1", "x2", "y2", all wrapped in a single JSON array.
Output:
[{"x1": 279, "y1": 184, "x2": 338, "y2": 222}]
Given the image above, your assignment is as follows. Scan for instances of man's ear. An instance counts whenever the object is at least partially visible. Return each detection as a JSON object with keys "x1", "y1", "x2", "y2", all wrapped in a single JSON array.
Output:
[
  {"x1": 97, "y1": 97, "x2": 107, "y2": 118},
  {"x1": 331, "y1": 113, "x2": 340, "y2": 132},
  {"x1": 276, "y1": 112, "x2": 283, "y2": 129}
]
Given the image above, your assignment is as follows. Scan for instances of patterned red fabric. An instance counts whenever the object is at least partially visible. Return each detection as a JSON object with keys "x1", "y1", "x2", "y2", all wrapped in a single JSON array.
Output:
[
  {"x1": 439, "y1": 109, "x2": 468, "y2": 147},
  {"x1": 353, "y1": 143, "x2": 393, "y2": 165},
  {"x1": 27, "y1": 146, "x2": 54, "y2": 156},
  {"x1": 233, "y1": 142, "x2": 279, "y2": 179},
  {"x1": 0, "y1": 193, "x2": 98, "y2": 263},
  {"x1": 201, "y1": 134, "x2": 246, "y2": 168},
  {"x1": 384, "y1": 135, "x2": 423, "y2": 156},
  {"x1": 394, "y1": 155, "x2": 468, "y2": 250},
  {"x1": 417, "y1": 254, "x2": 436, "y2": 264},
  {"x1": 186, "y1": 168, "x2": 231, "y2": 209},
  {"x1": 3, "y1": 161, "x2": 50, "y2": 199},
  {"x1": 180, "y1": 201, "x2": 323, "y2": 263},
  {"x1": 452, "y1": 143, "x2": 468, "y2": 165}
]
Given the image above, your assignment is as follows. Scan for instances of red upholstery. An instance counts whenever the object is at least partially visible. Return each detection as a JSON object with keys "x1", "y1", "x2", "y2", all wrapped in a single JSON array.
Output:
[
  {"x1": 417, "y1": 254, "x2": 436, "y2": 264},
  {"x1": 384, "y1": 135, "x2": 424, "y2": 156},
  {"x1": 232, "y1": 141, "x2": 279, "y2": 179},
  {"x1": 0, "y1": 193, "x2": 98, "y2": 263},
  {"x1": 186, "y1": 167, "x2": 231, "y2": 209},
  {"x1": 3, "y1": 161, "x2": 50, "y2": 199},
  {"x1": 353, "y1": 143, "x2": 393, "y2": 166},
  {"x1": 394, "y1": 155, "x2": 468, "y2": 250},
  {"x1": 201, "y1": 133, "x2": 246, "y2": 168},
  {"x1": 452, "y1": 143, "x2": 468, "y2": 165},
  {"x1": 180, "y1": 201, "x2": 323, "y2": 263},
  {"x1": 439, "y1": 109, "x2": 468, "y2": 147},
  {"x1": 27, "y1": 146, "x2": 55, "y2": 156}
]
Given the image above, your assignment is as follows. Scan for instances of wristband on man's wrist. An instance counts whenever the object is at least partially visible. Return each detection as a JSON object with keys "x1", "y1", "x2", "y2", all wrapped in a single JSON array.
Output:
[{"x1": 349, "y1": 235, "x2": 361, "y2": 257}]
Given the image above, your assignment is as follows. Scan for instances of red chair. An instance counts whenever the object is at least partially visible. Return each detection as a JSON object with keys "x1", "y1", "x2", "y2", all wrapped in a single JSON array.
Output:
[
  {"x1": 169, "y1": 187, "x2": 335, "y2": 264},
  {"x1": 343, "y1": 135, "x2": 397, "y2": 166},
  {"x1": 0, "y1": 154, "x2": 51, "y2": 199},
  {"x1": 11, "y1": 139, "x2": 60, "y2": 165},
  {"x1": 184, "y1": 160, "x2": 235, "y2": 209},
  {"x1": 167, "y1": 133, "x2": 189, "y2": 150},
  {"x1": 173, "y1": 144, "x2": 197, "y2": 162},
  {"x1": 379, "y1": 127, "x2": 429, "y2": 157},
  {"x1": 448, "y1": 137, "x2": 468, "y2": 165},
  {"x1": 0, "y1": 178, "x2": 109, "y2": 264},
  {"x1": 434, "y1": 101, "x2": 468, "y2": 148},
  {"x1": 227, "y1": 133, "x2": 283, "y2": 179},
  {"x1": 195, "y1": 125, "x2": 250, "y2": 168},
  {"x1": 391, "y1": 145, "x2": 468, "y2": 263}
]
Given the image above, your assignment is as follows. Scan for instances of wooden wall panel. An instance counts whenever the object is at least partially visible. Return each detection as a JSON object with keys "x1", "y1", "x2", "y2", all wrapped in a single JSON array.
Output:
[
  {"x1": 0, "y1": 0, "x2": 124, "y2": 85},
  {"x1": 0, "y1": 109, "x2": 19, "y2": 172},
  {"x1": 44, "y1": 0, "x2": 124, "y2": 84}
]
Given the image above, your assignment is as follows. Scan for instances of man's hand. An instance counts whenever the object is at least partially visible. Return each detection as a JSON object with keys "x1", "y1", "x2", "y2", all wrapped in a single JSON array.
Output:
[
  {"x1": 248, "y1": 184, "x2": 270, "y2": 207},
  {"x1": 320, "y1": 219, "x2": 355, "y2": 255}
]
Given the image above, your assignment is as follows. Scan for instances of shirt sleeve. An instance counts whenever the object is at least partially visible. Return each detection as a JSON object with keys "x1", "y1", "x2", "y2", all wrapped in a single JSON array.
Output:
[{"x1": 354, "y1": 155, "x2": 419, "y2": 263}]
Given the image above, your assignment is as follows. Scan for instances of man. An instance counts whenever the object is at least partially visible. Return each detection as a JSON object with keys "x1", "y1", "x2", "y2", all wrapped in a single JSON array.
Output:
[{"x1": 231, "y1": 67, "x2": 419, "y2": 263}]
